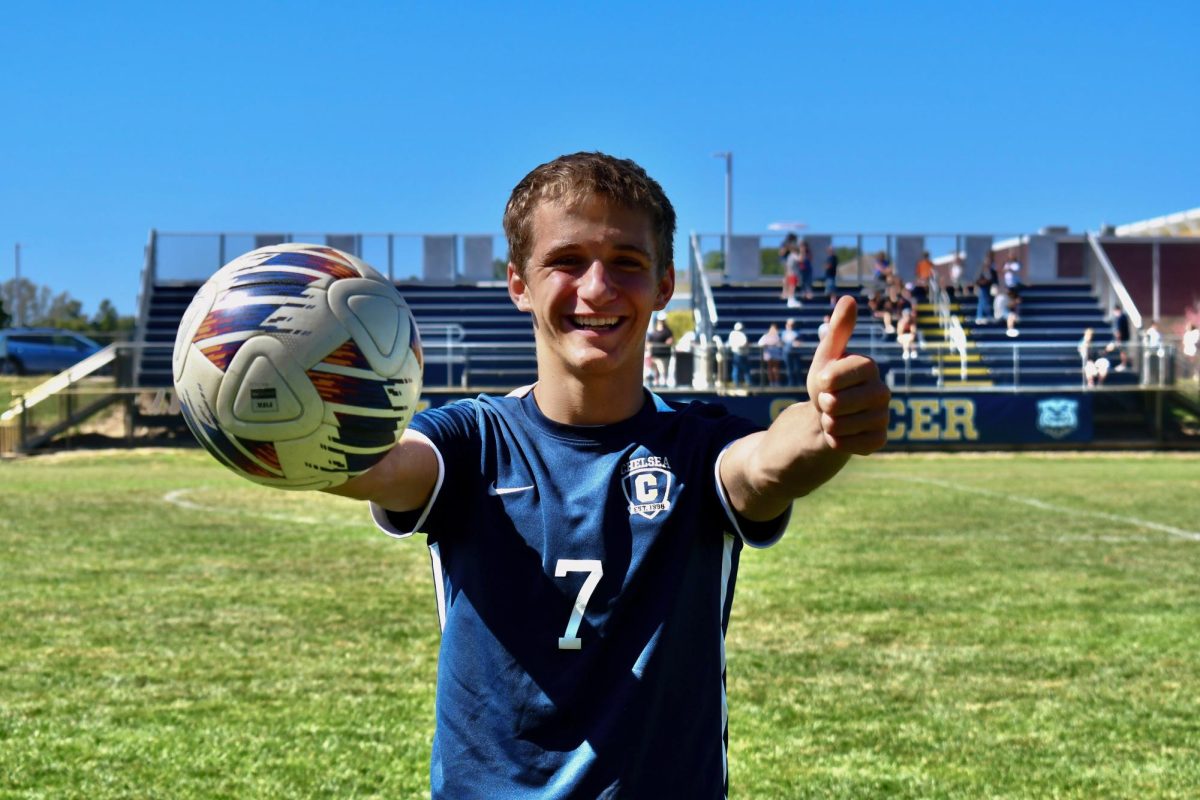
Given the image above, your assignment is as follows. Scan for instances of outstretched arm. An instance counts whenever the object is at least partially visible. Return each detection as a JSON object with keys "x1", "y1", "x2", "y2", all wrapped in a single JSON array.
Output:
[
  {"x1": 323, "y1": 430, "x2": 439, "y2": 513},
  {"x1": 720, "y1": 296, "x2": 891, "y2": 522}
]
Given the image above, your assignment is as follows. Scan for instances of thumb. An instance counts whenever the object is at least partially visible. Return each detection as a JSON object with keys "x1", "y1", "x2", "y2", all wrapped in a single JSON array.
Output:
[{"x1": 810, "y1": 295, "x2": 858, "y2": 377}]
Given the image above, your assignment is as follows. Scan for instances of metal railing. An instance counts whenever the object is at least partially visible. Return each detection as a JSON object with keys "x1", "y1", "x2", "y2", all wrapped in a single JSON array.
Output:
[
  {"x1": 7, "y1": 336, "x2": 1200, "y2": 453},
  {"x1": 688, "y1": 232, "x2": 719, "y2": 342},
  {"x1": 1, "y1": 344, "x2": 129, "y2": 453},
  {"x1": 417, "y1": 323, "x2": 467, "y2": 388},
  {"x1": 927, "y1": 274, "x2": 971, "y2": 386},
  {"x1": 690, "y1": 231, "x2": 1027, "y2": 286},
  {"x1": 1085, "y1": 232, "x2": 1143, "y2": 330}
]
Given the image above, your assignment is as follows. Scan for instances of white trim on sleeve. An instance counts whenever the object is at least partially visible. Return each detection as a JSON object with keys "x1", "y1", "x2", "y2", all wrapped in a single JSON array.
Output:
[
  {"x1": 713, "y1": 443, "x2": 790, "y2": 548},
  {"x1": 368, "y1": 429, "x2": 445, "y2": 539}
]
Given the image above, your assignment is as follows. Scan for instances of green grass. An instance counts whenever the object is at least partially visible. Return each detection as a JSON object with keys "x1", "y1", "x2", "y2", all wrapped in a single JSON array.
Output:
[
  {"x1": 0, "y1": 377, "x2": 46, "y2": 403},
  {"x1": 2, "y1": 450, "x2": 1198, "y2": 798}
]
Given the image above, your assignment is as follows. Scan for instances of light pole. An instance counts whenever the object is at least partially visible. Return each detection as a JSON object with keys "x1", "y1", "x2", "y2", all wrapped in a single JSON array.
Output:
[
  {"x1": 13, "y1": 243, "x2": 21, "y2": 327},
  {"x1": 712, "y1": 151, "x2": 732, "y2": 274}
]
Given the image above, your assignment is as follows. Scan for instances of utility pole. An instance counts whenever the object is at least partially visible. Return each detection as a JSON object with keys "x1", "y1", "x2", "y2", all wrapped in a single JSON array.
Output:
[
  {"x1": 13, "y1": 243, "x2": 21, "y2": 327},
  {"x1": 712, "y1": 152, "x2": 732, "y2": 274}
]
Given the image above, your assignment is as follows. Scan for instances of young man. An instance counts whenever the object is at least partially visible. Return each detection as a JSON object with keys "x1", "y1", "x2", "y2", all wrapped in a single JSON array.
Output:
[{"x1": 331, "y1": 152, "x2": 890, "y2": 798}]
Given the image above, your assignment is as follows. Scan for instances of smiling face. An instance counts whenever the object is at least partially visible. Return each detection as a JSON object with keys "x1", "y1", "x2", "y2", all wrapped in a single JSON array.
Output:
[{"x1": 508, "y1": 194, "x2": 674, "y2": 387}]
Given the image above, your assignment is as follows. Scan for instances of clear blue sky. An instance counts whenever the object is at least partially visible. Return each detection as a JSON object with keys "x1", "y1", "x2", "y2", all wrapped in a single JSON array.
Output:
[{"x1": 2, "y1": 1, "x2": 1197, "y2": 316}]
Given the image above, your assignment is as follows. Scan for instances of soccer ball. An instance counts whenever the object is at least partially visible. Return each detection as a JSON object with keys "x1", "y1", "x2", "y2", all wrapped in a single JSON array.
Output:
[{"x1": 172, "y1": 243, "x2": 423, "y2": 490}]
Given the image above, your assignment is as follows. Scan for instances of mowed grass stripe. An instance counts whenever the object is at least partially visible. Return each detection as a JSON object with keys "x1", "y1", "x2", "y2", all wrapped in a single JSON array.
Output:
[
  {"x1": 2, "y1": 450, "x2": 1198, "y2": 798},
  {"x1": 885, "y1": 472, "x2": 1200, "y2": 541}
]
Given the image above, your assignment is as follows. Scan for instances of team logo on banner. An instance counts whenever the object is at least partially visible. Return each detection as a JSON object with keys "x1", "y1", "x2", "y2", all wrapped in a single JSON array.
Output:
[
  {"x1": 1037, "y1": 398, "x2": 1079, "y2": 439},
  {"x1": 621, "y1": 455, "x2": 675, "y2": 520}
]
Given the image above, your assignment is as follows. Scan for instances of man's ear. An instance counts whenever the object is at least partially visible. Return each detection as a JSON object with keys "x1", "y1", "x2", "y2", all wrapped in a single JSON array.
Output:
[
  {"x1": 653, "y1": 262, "x2": 676, "y2": 311},
  {"x1": 508, "y1": 262, "x2": 532, "y2": 312}
]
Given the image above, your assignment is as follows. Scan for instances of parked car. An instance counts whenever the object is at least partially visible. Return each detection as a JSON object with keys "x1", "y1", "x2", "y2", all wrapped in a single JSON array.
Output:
[{"x1": 0, "y1": 328, "x2": 104, "y2": 375}]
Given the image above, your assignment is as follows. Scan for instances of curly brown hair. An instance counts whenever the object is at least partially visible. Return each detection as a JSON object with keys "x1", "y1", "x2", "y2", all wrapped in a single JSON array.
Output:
[{"x1": 503, "y1": 152, "x2": 675, "y2": 277}]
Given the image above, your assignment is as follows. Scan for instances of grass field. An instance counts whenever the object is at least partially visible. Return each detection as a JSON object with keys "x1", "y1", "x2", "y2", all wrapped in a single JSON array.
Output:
[{"x1": 1, "y1": 449, "x2": 1198, "y2": 798}]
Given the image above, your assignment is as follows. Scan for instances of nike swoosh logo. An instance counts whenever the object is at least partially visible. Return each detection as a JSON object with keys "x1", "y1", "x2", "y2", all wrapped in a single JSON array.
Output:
[{"x1": 488, "y1": 483, "x2": 534, "y2": 496}]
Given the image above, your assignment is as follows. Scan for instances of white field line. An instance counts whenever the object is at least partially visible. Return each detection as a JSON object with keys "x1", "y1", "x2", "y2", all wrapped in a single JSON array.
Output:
[
  {"x1": 162, "y1": 488, "x2": 341, "y2": 526},
  {"x1": 885, "y1": 475, "x2": 1200, "y2": 542}
]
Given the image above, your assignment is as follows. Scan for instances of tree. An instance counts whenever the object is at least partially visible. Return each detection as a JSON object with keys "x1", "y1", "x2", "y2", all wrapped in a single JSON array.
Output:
[
  {"x1": 92, "y1": 299, "x2": 120, "y2": 332},
  {"x1": 0, "y1": 278, "x2": 133, "y2": 334},
  {"x1": 45, "y1": 292, "x2": 87, "y2": 330},
  {"x1": 760, "y1": 248, "x2": 783, "y2": 276},
  {"x1": 0, "y1": 278, "x2": 51, "y2": 327},
  {"x1": 664, "y1": 308, "x2": 694, "y2": 337},
  {"x1": 90, "y1": 300, "x2": 135, "y2": 336}
]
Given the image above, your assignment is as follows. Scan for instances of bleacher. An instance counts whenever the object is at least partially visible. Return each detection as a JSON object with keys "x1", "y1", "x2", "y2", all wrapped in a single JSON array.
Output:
[
  {"x1": 138, "y1": 284, "x2": 196, "y2": 387},
  {"x1": 399, "y1": 284, "x2": 535, "y2": 389},
  {"x1": 937, "y1": 281, "x2": 1138, "y2": 388},
  {"x1": 709, "y1": 283, "x2": 875, "y2": 387},
  {"x1": 706, "y1": 279, "x2": 1137, "y2": 389},
  {"x1": 141, "y1": 278, "x2": 1136, "y2": 393},
  {"x1": 136, "y1": 282, "x2": 536, "y2": 390}
]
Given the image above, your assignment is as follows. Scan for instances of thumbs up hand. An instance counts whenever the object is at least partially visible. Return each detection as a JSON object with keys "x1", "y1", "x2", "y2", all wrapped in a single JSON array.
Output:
[
  {"x1": 805, "y1": 296, "x2": 890, "y2": 454},
  {"x1": 716, "y1": 295, "x2": 890, "y2": 522}
]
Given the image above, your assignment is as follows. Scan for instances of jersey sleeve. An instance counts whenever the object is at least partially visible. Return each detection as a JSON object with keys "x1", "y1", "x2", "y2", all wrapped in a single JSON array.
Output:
[
  {"x1": 713, "y1": 443, "x2": 790, "y2": 548},
  {"x1": 686, "y1": 401, "x2": 791, "y2": 548},
  {"x1": 369, "y1": 399, "x2": 481, "y2": 539}
]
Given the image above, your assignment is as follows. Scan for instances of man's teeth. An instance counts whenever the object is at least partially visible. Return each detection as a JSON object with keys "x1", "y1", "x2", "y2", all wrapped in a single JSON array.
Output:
[{"x1": 572, "y1": 316, "x2": 619, "y2": 328}]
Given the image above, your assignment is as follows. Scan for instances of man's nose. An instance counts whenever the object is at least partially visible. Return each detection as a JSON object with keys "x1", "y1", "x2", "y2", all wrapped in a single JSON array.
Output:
[{"x1": 578, "y1": 259, "x2": 617, "y2": 301}]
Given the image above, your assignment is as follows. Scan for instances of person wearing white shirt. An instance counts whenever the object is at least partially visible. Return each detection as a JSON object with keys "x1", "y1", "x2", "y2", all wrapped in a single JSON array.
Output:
[
  {"x1": 727, "y1": 322, "x2": 750, "y2": 387},
  {"x1": 1183, "y1": 323, "x2": 1199, "y2": 382}
]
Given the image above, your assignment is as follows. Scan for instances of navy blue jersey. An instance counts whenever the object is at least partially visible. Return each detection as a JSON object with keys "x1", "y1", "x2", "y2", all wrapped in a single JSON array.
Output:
[{"x1": 370, "y1": 387, "x2": 789, "y2": 799}]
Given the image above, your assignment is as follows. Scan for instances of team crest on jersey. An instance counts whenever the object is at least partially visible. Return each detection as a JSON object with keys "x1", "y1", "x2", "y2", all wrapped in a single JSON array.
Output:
[{"x1": 621, "y1": 455, "x2": 675, "y2": 520}]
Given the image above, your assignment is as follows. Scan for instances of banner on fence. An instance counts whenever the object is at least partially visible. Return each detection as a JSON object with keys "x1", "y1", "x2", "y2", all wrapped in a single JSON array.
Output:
[{"x1": 415, "y1": 391, "x2": 1095, "y2": 445}]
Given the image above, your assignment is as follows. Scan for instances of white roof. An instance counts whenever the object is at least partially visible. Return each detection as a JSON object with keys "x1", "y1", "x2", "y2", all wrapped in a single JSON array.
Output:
[{"x1": 1114, "y1": 207, "x2": 1200, "y2": 237}]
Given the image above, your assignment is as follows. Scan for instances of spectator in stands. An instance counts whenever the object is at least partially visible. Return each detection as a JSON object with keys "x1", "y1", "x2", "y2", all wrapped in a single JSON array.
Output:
[
  {"x1": 711, "y1": 335, "x2": 725, "y2": 386},
  {"x1": 948, "y1": 254, "x2": 965, "y2": 300},
  {"x1": 1110, "y1": 305, "x2": 1131, "y2": 371},
  {"x1": 727, "y1": 322, "x2": 750, "y2": 387},
  {"x1": 780, "y1": 318, "x2": 803, "y2": 386},
  {"x1": 1078, "y1": 327, "x2": 1110, "y2": 387},
  {"x1": 872, "y1": 251, "x2": 892, "y2": 289},
  {"x1": 914, "y1": 251, "x2": 935, "y2": 299},
  {"x1": 874, "y1": 283, "x2": 911, "y2": 334},
  {"x1": 823, "y1": 246, "x2": 839, "y2": 303},
  {"x1": 778, "y1": 232, "x2": 798, "y2": 266},
  {"x1": 646, "y1": 312, "x2": 674, "y2": 387},
  {"x1": 778, "y1": 233, "x2": 799, "y2": 305},
  {"x1": 673, "y1": 328, "x2": 697, "y2": 388},
  {"x1": 1183, "y1": 322, "x2": 1199, "y2": 382},
  {"x1": 1007, "y1": 292, "x2": 1021, "y2": 337},
  {"x1": 797, "y1": 241, "x2": 814, "y2": 302},
  {"x1": 1142, "y1": 320, "x2": 1165, "y2": 383},
  {"x1": 896, "y1": 307, "x2": 918, "y2": 360},
  {"x1": 995, "y1": 289, "x2": 1020, "y2": 337},
  {"x1": 758, "y1": 323, "x2": 785, "y2": 387},
  {"x1": 1002, "y1": 253, "x2": 1023, "y2": 294},
  {"x1": 817, "y1": 313, "x2": 832, "y2": 342},
  {"x1": 1143, "y1": 320, "x2": 1163, "y2": 354},
  {"x1": 974, "y1": 252, "x2": 998, "y2": 325}
]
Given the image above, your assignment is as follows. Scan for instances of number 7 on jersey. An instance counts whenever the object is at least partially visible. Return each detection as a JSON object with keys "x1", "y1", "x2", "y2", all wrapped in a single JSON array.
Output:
[{"x1": 555, "y1": 559, "x2": 603, "y2": 650}]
